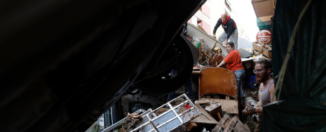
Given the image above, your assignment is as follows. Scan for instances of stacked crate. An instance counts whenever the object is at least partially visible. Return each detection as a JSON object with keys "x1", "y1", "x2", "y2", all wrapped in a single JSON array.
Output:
[{"x1": 252, "y1": 42, "x2": 272, "y2": 59}]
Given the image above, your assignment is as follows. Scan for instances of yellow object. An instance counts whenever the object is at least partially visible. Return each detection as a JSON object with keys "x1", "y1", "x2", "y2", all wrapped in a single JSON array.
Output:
[{"x1": 214, "y1": 47, "x2": 221, "y2": 53}]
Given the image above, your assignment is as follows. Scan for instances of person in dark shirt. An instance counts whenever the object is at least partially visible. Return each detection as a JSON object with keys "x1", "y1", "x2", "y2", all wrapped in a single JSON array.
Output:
[{"x1": 213, "y1": 14, "x2": 238, "y2": 49}]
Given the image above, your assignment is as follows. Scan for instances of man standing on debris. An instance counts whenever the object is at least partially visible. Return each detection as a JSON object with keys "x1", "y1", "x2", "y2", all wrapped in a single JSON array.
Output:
[
  {"x1": 217, "y1": 42, "x2": 245, "y2": 101},
  {"x1": 242, "y1": 59, "x2": 275, "y2": 132},
  {"x1": 213, "y1": 14, "x2": 238, "y2": 49}
]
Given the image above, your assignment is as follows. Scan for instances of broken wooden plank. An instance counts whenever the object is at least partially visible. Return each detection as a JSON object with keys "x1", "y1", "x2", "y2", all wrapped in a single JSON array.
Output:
[
  {"x1": 233, "y1": 118, "x2": 250, "y2": 132},
  {"x1": 219, "y1": 114, "x2": 230, "y2": 125},
  {"x1": 224, "y1": 116, "x2": 239, "y2": 132},
  {"x1": 194, "y1": 100, "x2": 210, "y2": 105},
  {"x1": 190, "y1": 104, "x2": 218, "y2": 124},
  {"x1": 223, "y1": 118, "x2": 232, "y2": 131},
  {"x1": 212, "y1": 115, "x2": 250, "y2": 132},
  {"x1": 212, "y1": 114, "x2": 230, "y2": 132}
]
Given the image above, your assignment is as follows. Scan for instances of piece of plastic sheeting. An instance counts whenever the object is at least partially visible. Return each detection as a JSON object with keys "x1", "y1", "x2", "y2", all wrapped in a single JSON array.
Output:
[
  {"x1": 261, "y1": 0, "x2": 326, "y2": 131},
  {"x1": 261, "y1": 99, "x2": 326, "y2": 132},
  {"x1": 272, "y1": 0, "x2": 326, "y2": 104}
]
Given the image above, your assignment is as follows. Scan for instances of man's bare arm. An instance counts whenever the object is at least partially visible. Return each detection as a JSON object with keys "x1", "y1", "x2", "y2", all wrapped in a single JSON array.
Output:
[
  {"x1": 255, "y1": 107, "x2": 263, "y2": 113},
  {"x1": 217, "y1": 60, "x2": 226, "y2": 67},
  {"x1": 255, "y1": 99, "x2": 263, "y2": 113}
]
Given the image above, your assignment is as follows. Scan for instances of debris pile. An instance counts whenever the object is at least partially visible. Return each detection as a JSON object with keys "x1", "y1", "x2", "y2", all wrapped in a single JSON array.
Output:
[
  {"x1": 186, "y1": 36, "x2": 224, "y2": 67},
  {"x1": 212, "y1": 115, "x2": 250, "y2": 132},
  {"x1": 103, "y1": 93, "x2": 251, "y2": 132}
]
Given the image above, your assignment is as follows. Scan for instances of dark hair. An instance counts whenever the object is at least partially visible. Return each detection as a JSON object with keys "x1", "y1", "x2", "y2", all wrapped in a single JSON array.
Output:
[
  {"x1": 226, "y1": 42, "x2": 234, "y2": 48},
  {"x1": 256, "y1": 59, "x2": 272, "y2": 71}
]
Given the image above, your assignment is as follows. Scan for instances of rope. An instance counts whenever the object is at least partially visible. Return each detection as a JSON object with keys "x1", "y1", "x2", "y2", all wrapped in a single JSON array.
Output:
[{"x1": 273, "y1": 0, "x2": 313, "y2": 102}]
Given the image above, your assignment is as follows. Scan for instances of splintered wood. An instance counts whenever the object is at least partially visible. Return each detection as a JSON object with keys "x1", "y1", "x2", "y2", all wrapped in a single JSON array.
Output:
[
  {"x1": 212, "y1": 115, "x2": 250, "y2": 132},
  {"x1": 198, "y1": 40, "x2": 224, "y2": 66},
  {"x1": 190, "y1": 104, "x2": 218, "y2": 124}
]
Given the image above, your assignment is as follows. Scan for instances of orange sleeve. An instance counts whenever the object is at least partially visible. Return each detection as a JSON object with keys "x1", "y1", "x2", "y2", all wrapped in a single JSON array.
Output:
[{"x1": 224, "y1": 51, "x2": 234, "y2": 64}]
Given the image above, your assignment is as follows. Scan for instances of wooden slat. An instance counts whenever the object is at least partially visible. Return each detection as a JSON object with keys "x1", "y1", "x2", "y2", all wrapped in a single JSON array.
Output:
[
  {"x1": 194, "y1": 100, "x2": 210, "y2": 105},
  {"x1": 212, "y1": 114, "x2": 230, "y2": 132},
  {"x1": 213, "y1": 115, "x2": 250, "y2": 132}
]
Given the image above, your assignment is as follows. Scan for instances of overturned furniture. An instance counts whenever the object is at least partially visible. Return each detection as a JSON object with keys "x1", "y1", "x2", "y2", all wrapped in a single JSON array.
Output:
[{"x1": 198, "y1": 67, "x2": 239, "y2": 114}]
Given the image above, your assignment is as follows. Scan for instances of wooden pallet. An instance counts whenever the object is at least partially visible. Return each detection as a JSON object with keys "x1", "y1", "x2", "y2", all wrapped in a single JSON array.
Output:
[
  {"x1": 212, "y1": 115, "x2": 250, "y2": 132},
  {"x1": 253, "y1": 50, "x2": 270, "y2": 60},
  {"x1": 252, "y1": 42, "x2": 272, "y2": 59}
]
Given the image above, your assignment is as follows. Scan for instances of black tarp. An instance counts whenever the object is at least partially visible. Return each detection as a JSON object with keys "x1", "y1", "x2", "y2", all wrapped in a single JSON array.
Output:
[{"x1": 260, "y1": 0, "x2": 326, "y2": 131}]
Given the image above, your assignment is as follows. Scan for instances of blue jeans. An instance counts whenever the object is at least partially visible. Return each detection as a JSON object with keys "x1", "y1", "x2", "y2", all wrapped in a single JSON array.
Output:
[
  {"x1": 167, "y1": 76, "x2": 194, "y2": 101},
  {"x1": 234, "y1": 69, "x2": 245, "y2": 101}
]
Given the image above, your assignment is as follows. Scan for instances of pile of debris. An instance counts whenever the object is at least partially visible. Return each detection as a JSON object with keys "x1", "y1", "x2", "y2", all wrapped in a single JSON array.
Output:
[{"x1": 186, "y1": 36, "x2": 224, "y2": 67}]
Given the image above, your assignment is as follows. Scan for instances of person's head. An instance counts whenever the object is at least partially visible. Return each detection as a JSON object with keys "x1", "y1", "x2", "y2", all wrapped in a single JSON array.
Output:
[
  {"x1": 221, "y1": 14, "x2": 227, "y2": 22},
  {"x1": 226, "y1": 42, "x2": 235, "y2": 53},
  {"x1": 254, "y1": 59, "x2": 272, "y2": 83}
]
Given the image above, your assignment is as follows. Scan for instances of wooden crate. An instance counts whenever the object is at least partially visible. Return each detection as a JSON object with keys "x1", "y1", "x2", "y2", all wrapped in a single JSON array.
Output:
[
  {"x1": 252, "y1": 42, "x2": 272, "y2": 59},
  {"x1": 212, "y1": 115, "x2": 250, "y2": 132},
  {"x1": 253, "y1": 50, "x2": 271, "y2": 60}
]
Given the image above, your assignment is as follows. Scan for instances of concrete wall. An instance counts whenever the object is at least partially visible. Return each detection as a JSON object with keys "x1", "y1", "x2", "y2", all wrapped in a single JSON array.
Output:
[{"x1": 192, "y1": 0, "x2": 230, "y2": 36}]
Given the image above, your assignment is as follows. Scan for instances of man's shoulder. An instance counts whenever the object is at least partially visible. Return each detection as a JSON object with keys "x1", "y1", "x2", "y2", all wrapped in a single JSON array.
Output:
[
  {"x1": 228, "y1": 18, "x2": 235, "y2": 23},
  {"x1": 217, "y1": 18, "x2": 222, "y2": 22},
  {"x1": 268, "y1": 80, "x2": 275, "y2": 92},
  {"x1": 230, "y1": 50, "x2": 240, "y2": 55}
]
